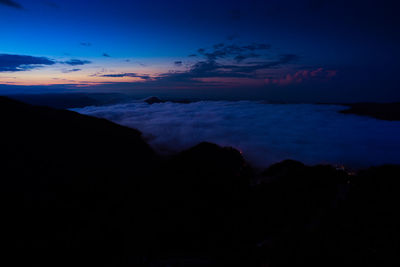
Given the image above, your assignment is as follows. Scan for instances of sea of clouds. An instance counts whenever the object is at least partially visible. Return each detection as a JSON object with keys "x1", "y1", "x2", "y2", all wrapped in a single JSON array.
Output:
[{"x1": 72, "y1": 100, "x2": 400, "y2": 169}]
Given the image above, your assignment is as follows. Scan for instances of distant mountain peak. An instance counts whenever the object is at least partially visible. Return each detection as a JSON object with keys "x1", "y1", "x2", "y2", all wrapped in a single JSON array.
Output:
[{"x1": 144, "y1": 96, "x2": 165, "y2": 104}]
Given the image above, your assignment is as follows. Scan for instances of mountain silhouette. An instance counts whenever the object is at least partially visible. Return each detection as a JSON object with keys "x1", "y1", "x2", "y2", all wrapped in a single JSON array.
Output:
[{"x1": 1, "y1": 96, "x2": 399, "y2": 266}]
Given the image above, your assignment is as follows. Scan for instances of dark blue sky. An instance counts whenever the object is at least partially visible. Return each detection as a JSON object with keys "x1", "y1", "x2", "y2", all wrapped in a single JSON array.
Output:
[{"x1": 0, "y1": 0, "x2": 399, "y2": 102}]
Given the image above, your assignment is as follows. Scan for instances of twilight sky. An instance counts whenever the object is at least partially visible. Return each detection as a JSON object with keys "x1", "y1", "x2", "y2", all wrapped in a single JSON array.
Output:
[{"x1": 1, "y1": 0, "x2": 399, "y2": 102}]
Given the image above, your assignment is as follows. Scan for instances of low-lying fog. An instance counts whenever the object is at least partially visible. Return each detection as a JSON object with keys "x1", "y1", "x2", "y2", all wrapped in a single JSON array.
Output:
[{"x1": 73, "y1": 100, "x2": 400, "y2": 169}]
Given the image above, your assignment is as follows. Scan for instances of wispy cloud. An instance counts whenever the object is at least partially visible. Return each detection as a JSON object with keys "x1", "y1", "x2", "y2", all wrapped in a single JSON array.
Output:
[
  {"x1": 62, "y1": 68, "x2": 82, "y2": 73},
  {"x1": 174, "y1": 61, "x2": 183, "y2": 67},
  {"x1": 80, "y1": 42, "x2": 92, "y2": 47},
  {"x1": 156, "y1": 51, "x2": 298, "y2": 82},
  {"x1": 98, "y1": 73, "x2": 151, "y2": 80},
  {"x1": 0, "y1": 54, "x2": 55, "y2": 72},
  {"x1": 62, "y1": 59, "x2": 91, "y2": 66},
  {"x1": 196, "y1": 42, "x2": 271, "y2": 62},
  {"x1": 150, "y1": 42, "x2": 297, "y2": 83},
  {"x1": 0, "y1": 0, "x2": 23, "y2": 9},
  {"x1": 265, "y1": 68, "x2": 337, "y2": 86},
  {"x1": 91, "y1": 42, "x2": 300, "y2": 89}
]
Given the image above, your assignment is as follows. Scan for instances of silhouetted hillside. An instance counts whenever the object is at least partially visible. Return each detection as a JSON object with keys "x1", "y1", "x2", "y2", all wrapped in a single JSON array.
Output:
[
  {"x1": 340, "y1": 102, "x2": 400, "y2": 121},
  {"x1": 6, "y1": 93, "x2": 127, "y2": 109},
  {"x1": 1, "y1": 96, "x2": 399, "y2": 266},
  {"x1": 1, "y1": 96, "x2": 156, "y2": 266}
]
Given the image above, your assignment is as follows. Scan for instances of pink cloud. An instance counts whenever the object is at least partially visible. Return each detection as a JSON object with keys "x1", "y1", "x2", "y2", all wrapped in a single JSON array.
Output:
[{"x1": 265, "y1": 68, "x2": 337, "y2": 86}]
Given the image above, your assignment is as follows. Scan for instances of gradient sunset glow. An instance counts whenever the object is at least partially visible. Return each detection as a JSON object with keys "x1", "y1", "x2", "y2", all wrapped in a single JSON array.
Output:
[{"x1": 1, "y1": 0, "x2": 399, "y2": 102}]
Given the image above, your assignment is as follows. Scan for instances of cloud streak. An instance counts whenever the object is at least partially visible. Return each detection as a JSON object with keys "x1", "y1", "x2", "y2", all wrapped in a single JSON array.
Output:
[
  {"x1": 62, "y1": 59, "x2": 91, "y2": 66},
  {"x1": 99, "y1": 73, "x2": 151, "y2": 80},
  {"x1": 265, "y1": 68, "x2": 337, "y2": 86},
  {"x1": 0, "y1": 0, "x2": 23, "y2": 9},
  {"x1": 144, "y1": 42, "x2": 299, "y2": 86},
  {"x1": 62, "y1": 68, "x2": 82, "y2": 73},
  {"x1": 85, "y1": 42, "x2": 303, "y2": 91},
  {"x1": 156, "y1": 53, "x2": 299, "y2": 82},
  {"x1": 80, "y1": 42, "x2": 92, "y2": 47},
  {"x1": 0, "y1": 54, "x2": 55, "y2": 72},
  {"x1": 174, "y1": 61, "x2": 183, "y2": 66},
  {"x1": 197, "y1": 42, "x2": 271, "y2": 62}
]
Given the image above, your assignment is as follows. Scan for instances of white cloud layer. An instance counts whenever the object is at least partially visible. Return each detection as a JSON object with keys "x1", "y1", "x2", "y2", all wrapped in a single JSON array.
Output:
[{"x1": 73, "y1": 100, "x2": 400, "y2": 169}]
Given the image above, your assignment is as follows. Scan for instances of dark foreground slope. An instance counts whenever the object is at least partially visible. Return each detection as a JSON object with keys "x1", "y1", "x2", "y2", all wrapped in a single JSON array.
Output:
[
  {"x1": 1, "y1": 96, "x2": 400, "y2": 266},
  {"x1": 340, "y1": 102, "x2": 400, "y2": 121},
  {"x1": 0, "y1": 96, "x2": 157, "y2": 266},
  {"x1": 7, "y1": 93, "x2": 127, "y2": 109}
]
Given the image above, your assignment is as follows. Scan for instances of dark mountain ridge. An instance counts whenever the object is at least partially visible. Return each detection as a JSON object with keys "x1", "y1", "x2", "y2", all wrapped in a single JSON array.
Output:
[
  {"x1": 6, "y1": 93, "x2": 127, "y2": 109},
  {"x1": 340, "y1": 102, "x2": 400, "y2": 121},
  {"x1": 1, "y1": 96, "x2": 399, "y2": 266}
]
